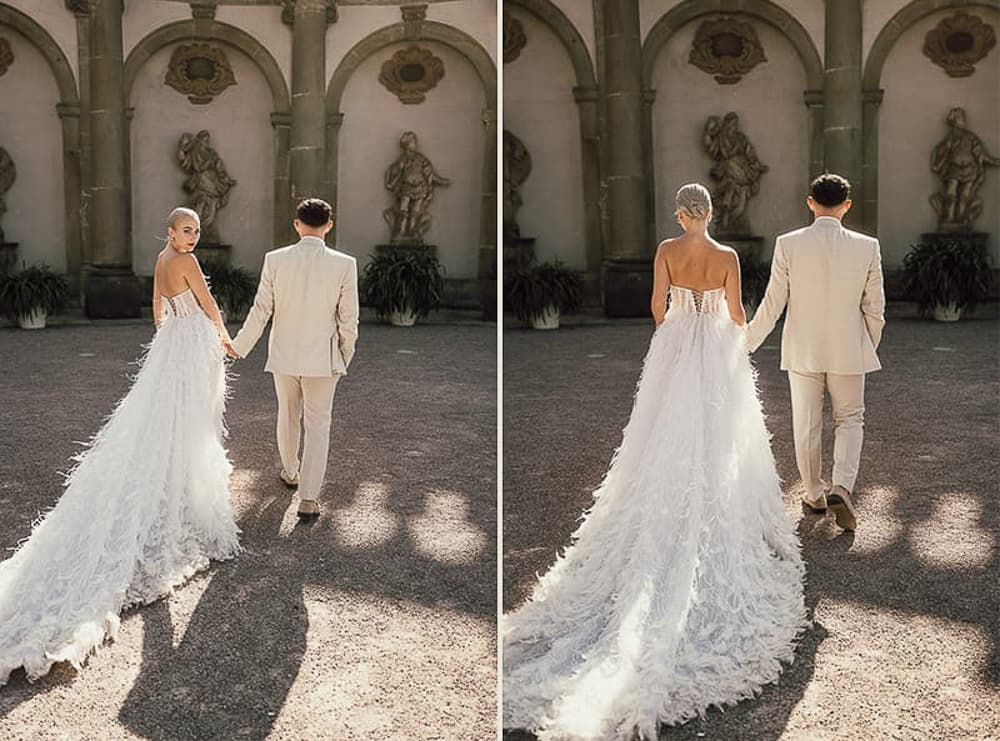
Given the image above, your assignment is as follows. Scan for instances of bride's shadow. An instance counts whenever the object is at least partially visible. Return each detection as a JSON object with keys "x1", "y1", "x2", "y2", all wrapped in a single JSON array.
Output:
[{"x1": 117, "y1": 488, "x2": 310, "y2": 741}]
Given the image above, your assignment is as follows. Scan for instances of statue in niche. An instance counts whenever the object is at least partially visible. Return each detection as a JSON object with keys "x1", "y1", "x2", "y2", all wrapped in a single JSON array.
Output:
[
  {"x1": 503, "y1": 130, "x2": 532, "y2": 241},
  {"x1": 177, "y1": 130, "x2": 237, "y2": 242},
  {"x1": 0, "y1": 146, "x2": 15, "y2": 244},
  {"x1": 383, "y1": 131, "x2": 450, "y2": 245},
  {"x1": 929, "y1": 107, "x2": 999, "y2": 231},
  {"x1": 702, "y1": 112, "x2": 768, "y2": 234}
]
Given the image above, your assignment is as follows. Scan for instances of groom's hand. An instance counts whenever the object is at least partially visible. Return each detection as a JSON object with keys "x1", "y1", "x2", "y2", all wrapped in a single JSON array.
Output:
[{"x1": 222, "y1": 340, "x2": 240, "y2": 359}]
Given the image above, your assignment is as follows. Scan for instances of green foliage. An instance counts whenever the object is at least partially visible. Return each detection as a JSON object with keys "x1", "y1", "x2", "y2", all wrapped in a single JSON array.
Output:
[
  {"x1": 0, "y1": 263, "x2": 70, "y2": 321},
  {"x1": 902, "y1": 239, "x2": 993, "y2": 316},
  {"x1": 360, "y1": 249, "x2": 445, "y2": 320},
  {"x1": 504, "y1": 259, "x2": 583, "y2": 324},
  {"x1": 739, "y1": 250, "x2": 771, "y2": 307},
  {"x1": 202, "y1": 261, "x2": 258, "y2": 319}
]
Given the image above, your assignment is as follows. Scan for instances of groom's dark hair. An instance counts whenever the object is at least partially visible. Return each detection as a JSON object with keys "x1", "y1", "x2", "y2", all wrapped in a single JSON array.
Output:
[
  {"x1": 296, "y1": 198, "x2": 333, "y2": 227},
  {"x1": 809, "y1": 173, "x2": 851, "y2": 207}
]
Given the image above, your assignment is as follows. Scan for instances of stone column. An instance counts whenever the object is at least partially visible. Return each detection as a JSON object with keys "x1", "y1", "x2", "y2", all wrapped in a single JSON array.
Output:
[
  {"x1": 823, "y1": 0, "x2": 863, "y2": 227},
  {"x1": 861, "y1": 90, "x2": 884, "y2": 236},
  {"x1": 601, "y1": 0, "x2": 650, "y2": 318},
  {"x1": 84, "y1": 0, "x2": 139, "y2": 317},
  {"x1": 288, "y1": 0, "x2": 330, "y2": 215}
]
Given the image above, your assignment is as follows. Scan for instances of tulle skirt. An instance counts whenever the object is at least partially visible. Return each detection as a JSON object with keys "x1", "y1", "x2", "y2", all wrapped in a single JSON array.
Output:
[
  {"x1": 503, "y1": 311, "x2": 809, "y2": 741},
  {"x1": 0, "y1": 312, "x2": 241, "y2": 686}
]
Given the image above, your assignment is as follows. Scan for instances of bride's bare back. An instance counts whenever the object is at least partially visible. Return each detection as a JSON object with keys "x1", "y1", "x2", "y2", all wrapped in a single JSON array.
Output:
[{"x1": 651, "y1": 232, "x2": 745, "y2": 327}]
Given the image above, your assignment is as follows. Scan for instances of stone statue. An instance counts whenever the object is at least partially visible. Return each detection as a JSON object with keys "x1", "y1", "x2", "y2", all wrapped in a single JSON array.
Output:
[
  {"x1": 929, "y1": 107, "x2": 999, "y2": 231},
  {"x1": 383, "y1": 131, "x2": 450, "y2": 245},
  {"x1": 0, "y1": 146, "x2": 14, "y2": 244},
  {"x1": 503, "y1": 129, "x2": 531, "y2": 241},
  {"x1": 178, "y1": 130, "x2": 236, "y2": 242},
  {"x1": 702, "y1": 112, "x2": 768, "y2": 234}
]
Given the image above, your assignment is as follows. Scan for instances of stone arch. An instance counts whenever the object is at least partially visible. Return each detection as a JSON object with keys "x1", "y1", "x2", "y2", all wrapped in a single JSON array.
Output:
[
  {"x1": 505, "y1": 0, "x2": 603, "y2": 273},
  {"x1": 640, "y1": 0, "x2": 824, "y2": 243},
  {"x1": 860, "y1": 0, "x2": 1000, "y2": 233},
  {"x1": 124, "y1": 19, "x2": 291, "y2": 246},
  {"x1": 325, "y1": 21, "x2": 497, "y2": 290},
  {"x1": 0, "y1": 3, "x2": 82, "y2": 281}
]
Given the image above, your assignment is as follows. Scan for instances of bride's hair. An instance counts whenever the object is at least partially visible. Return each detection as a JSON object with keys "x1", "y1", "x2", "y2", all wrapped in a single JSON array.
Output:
[
  {"x1": 675, "y1": 183, "x2": 712, "y2": 221},
  {"x1": 167, "y1": 207, "x2": 200, "y2": 229}
]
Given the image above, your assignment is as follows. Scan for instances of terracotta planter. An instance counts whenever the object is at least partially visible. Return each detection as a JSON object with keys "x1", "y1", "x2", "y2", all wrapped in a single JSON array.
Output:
[
  {"x1": 531, "y1": 306, "x2": 560, "y2": 330},
  {"x1": 932, "y1": 302, "x2": 963, "y2": 322},
  {"x1": 390, "y1": 309, "x2": 418, "y2": 327},
  {"x1": 18, "y1": 308, "x2": 47, "y2": 329}
]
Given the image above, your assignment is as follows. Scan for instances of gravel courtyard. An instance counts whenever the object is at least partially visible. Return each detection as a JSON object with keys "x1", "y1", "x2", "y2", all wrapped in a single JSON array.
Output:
[
  {"x1": 503, "y1": 314, "x2": 999, "y2": 741},
  {"x1": 0, "y1": 321, "x2": 496, "y2": 741}
]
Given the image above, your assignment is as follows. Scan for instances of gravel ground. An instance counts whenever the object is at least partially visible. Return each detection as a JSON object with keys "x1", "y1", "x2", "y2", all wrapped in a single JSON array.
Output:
[
  {"x1": 503, "y1": 316, "x2": 999, "y2": 741},
  {"x1": 0, "y1": 321, "x2": 496, "y2": 741}
]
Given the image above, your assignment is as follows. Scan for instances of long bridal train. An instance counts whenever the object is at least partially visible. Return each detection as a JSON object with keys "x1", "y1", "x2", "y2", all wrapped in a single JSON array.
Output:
[
  {"x1": 0, "y1": 289, "x2": 240, "y2": 686},
  {"x1": 503, "y1": 286, "x2": 809, "y2": 741}
]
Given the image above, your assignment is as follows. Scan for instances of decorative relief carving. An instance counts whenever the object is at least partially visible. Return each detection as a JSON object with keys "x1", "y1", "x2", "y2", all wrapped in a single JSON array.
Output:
[
  {"x1": 923, "y1": 12, "x2": 996, "y2": 78},
  {"x1": 688, "y1": 17, "x2": 766, "y2": 85},
  {"x1": 703, "y1": 112, "x2": 768, "y2": 235},
  {"x1": 503, "y1": 9, "x2": 527, "y2": 64},
  {"x1": 383, "y1": 132, "x2": 449, "y2": 245},
  {"x1": 378, "y1": 46, "x2": 445, "y2": 104},
  {"x1": 165, "y1": 44, "x2": 237, "y2": 105},
  {"x1": 0, "y1": 39, "x2": 13, "y2": 78},
  {"x1": 503, "y1": 130, "x2": 531, "y2": 242},
  {"x1": 0, "y1": 146, "x2": 15, "y2": 244},
  {"x1": 402, "y1": 4, "x2": 427, "y2": 40},
  {"x1": 178, "y1": 130, "x2": 237, "y2": 243},
  {"x1": 930, "y1": 107, "x2": 999, "y2": 231}
]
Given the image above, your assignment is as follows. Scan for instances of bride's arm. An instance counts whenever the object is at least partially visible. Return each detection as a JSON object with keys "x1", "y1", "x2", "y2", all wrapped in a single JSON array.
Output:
[
  {"x1": 152, "y1": 264, "x2": 163, "y2": 330},
  {"x1": 180, "y1": 254, "x2": 232, "y2": 343},
  {"x1": 723, "y1": 250, "x2": 747, "y2": 327},
  {"x1": 650, "y1": 242, "x2": 671, "y2": 326}
]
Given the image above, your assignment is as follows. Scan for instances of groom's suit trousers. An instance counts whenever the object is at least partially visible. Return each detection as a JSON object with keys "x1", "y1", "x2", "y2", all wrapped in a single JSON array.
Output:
[
  {"x1": 789, "y1": 371, "x2": 865, "y2": 499},
  {"x1": 273, "y1": 373, "x2": 339, "y2": 502}
]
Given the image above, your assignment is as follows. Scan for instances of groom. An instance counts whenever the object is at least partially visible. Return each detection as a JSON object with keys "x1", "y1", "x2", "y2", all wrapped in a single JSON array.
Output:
[
  {"x1": 745, "y1": 174, "x2": 885, "y2": 531},
  {"x1": 227, "y1": 198, "x2": 359, "y2": 518}
]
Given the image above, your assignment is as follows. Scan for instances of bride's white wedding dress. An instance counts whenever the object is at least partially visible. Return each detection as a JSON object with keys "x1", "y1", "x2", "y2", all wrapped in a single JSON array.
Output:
[
  {"x1": 503, "y1": 285, "x2": 809, "y2": 741},
  {"x1": 0, "y1": 289, "x2": 240, "y2": 686}
]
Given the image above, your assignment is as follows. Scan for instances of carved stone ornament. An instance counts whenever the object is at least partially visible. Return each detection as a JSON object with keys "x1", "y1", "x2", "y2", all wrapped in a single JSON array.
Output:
[
  {"x1": 503, "y1": 8, "x2": 527, "y2": 64},
  {"x1": 281, "y1": 1, "x2": 338, "y2": 26},
  {"x1": 688, "y1": 17, "x2": 767, "y2": 85},
  {"x1": 0, "y1": 38, "x2": 13, "y2": 78},
  {"x1": 923, "y1": 12, "x2": 997, "y2": 78},
  {"x1": 383, "y1": 131, "x2": 450, "y2": 245},
  {"x1": 165, "y1": 44, "x2": 237, "y2": 105},
  {"x1": 178, "y1": 130, "x2": 237, "y2": 243},
  {"x1": 703, "y1": 112, "x2": 768, "y2": 235},
  {"x1": 0, "y1": 146, "x2": 16, "y2": 244},
  {"x1": 503, "y1": 130, "x2": 531, "y2": 241},
  {"x1": 929, "y1": 107, "x2": 1000, "y2": 231},
  {"x1": 378, "y1": 46, "x2": 445, "y2": 105}
]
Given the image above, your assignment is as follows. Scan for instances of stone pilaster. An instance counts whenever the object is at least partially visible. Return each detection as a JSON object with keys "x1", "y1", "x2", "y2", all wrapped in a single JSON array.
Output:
[
  {"x1": 84, "y1": 0, "x2": 139, "y2": 317},
  {"x1": 288, "y1": 0, "x2": 331, "y2": 217},
  {"x1": 601, "y1": 0, "x2": 649, "y2": 318},
  {"x1": 823, "y1": 0, "x2": 863, "y2": 226},
  {"x1": 861, "y1": 89, "x2": 884, "y2": 236}
]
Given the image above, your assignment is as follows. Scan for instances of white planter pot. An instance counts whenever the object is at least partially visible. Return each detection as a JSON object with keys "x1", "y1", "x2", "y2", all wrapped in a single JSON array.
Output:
[
  {"x1": 531, "y1": 306, "x2": 560, "y2": 330},
  {"x1": 390, "y1": 309, "x2": 418, "y2": 327},
  {"x1": 932, "y1": 302, "x2": 963, "y2": 322},
  {"x1": 18, "y1": 309, "x2": 47, "y2": 329}
]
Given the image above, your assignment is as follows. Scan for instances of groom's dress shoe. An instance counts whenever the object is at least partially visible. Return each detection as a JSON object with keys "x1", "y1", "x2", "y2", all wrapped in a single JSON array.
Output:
[
  {"x1": 827, "y1": 486, "x2": 857, "y2": 531},
  {"x1": 279, "y1": 470, "x2": 299, "y2": 488},
  {"x1": 802, "y1": 492, "x2": 827, "y2": 512},
  {"x1": 297, "y1": 499, "x2": 320, "y2": 518}
]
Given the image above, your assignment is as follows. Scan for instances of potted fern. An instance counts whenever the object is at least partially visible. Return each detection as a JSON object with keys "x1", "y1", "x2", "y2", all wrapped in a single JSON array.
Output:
[
  {"x1": 505, "y1": 259, "x2": 582, "y2": 330},
  {"x1": 360, "y1": 249, "x2": 444, "y2": 326},
  {"x1": 902, "y1": 239, "x2": 993, "y2": 321},
  {"x1": 202, "y1": 261, "x2": 258, "y2": 322},
  {"x1": 0, "y1": 263, "x2": 70, "y2": 329}
]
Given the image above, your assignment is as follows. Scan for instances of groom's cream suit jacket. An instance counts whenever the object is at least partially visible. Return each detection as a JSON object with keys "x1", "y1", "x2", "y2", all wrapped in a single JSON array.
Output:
[
  {"x1": 745, "y1": 216, "x2": 885, "y2": 374},
  {"x1": 230, "y1": 235, "x2": 359, "y2": 376}
]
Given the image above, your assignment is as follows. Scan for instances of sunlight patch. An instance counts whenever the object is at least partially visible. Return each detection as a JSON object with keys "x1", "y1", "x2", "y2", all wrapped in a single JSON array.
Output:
[
  {"x1": 407, "y1": 489, "x2": 488, "y2": 566},
  {"x1": 330, "y1": 481, "x2": 400, "y2": 550},
  {"x1": 909, "y1": 491, "x2": 994, "y2": 569}
]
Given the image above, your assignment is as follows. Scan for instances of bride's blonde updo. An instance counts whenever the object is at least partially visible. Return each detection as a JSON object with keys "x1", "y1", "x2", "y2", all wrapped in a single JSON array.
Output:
[
  {"x1": 675, "y1": 183, "x2": 712, "y2": 221},
  {"x1": 167, "y1": 206, "x2": 199, "y2": 228}
]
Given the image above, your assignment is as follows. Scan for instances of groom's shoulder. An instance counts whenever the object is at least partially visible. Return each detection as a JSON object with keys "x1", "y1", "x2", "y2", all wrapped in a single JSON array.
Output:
[
  {"x1": 842, "y1": 226, "x2": 879, "y2": 247},
  {"x1": 777, "y1": 225, "x2": 811, "y2": 243},
  {"x1": 324, "y1": 246, "x2": 357, "y2": 265}
]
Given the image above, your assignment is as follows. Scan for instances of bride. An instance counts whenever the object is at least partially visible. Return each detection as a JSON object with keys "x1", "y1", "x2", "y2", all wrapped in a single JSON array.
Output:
[
  {"x1": 0, "y1": 207, "x2": 241, "y2": 687},
  {"x1": 503, "y1": 184, "x2": 809, "y2": 741}
]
